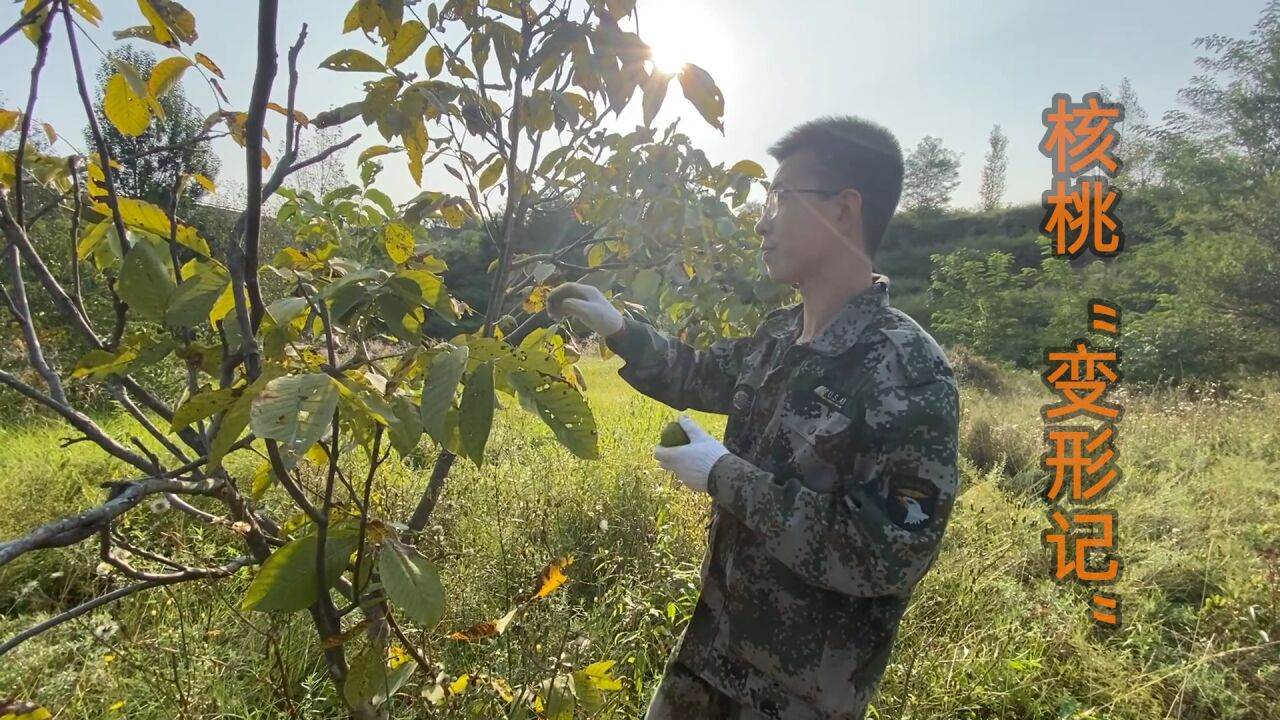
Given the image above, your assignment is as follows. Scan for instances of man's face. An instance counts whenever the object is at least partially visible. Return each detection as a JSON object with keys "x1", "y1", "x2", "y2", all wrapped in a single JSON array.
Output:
[{"x1": 754, "y1": 150, "x2": 862, "y2": 287}]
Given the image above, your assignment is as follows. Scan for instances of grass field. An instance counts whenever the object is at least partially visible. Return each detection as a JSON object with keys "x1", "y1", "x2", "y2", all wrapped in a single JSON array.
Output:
[{"x1": 1, "y1": 356, "x2": 1277, "y2": 719}]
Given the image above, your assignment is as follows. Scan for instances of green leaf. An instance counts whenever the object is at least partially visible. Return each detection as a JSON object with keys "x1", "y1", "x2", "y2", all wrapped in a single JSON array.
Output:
[
  {"x1": 458, "y1": 360, "x2": 495, "y2": 467},
  {"x1": 641, "y1": 71, "x2": 670, "y2": 127},
  {"x1": 379, "y1": 540, "x2": 445, "y2": 627},
  {"x1": 166, "y1": 266, "x2": 229, "y2": 329},
  {"x1": 458, "y1": 336, "x2": 563, "y2": 378},
  {"x1": 678, "y1": 63, "x2": 724, "y2": 132},
  {"x1": 425, "y1": 45, "x2": 445, "y2": 78},
  {"x1": 209, "y1": 370, "x2": 277, "y2": 469},
  {"x1": 478, "y1": 157, "x2": 505, "y2": 192},
  {"x1": 344, "y1": 645, "x2": 416, "y2": 708},
  {"x1": 630, "y1": 268, "x2": 661, "y2": 307},
  {"x1": 365, "y1": 188, "x2": 396, "y2": 218},
  {"x1": 386, "y1": 19, "x2": 427, "y2": 66},
  {"x1": 508, "y1": 371, "x2": 598, "y2": 459},
  {"x1": 383, "y1": 223, "x2": 415, "y2": 264},
  {"x1": 119, "y1": 240, "x2": 176, "y2": 322},
  {"x1": 536, "y1": 145, "x2": 572, "y2": 177},
  {"x1": 250, "y1": 374, "x2": 341, "y2": 460},
  {"x1": 391, "y1": 269, "x2": 455, "y2": 321},
  {"x1": 171, "y1": 385, "x2": 239, "y2": 432},
  {"x1": 320, "y1": 48, "x2": 387, "y2": 72},
  {"x1": 420, "y1": 345, "x2": 469, "y2": 447},
  {"x1": 388, "y1": 395, "x2": 424, "y2": 458},
  {"x1": 242, "y1": 528, "x2": 358, "y2": 612}
]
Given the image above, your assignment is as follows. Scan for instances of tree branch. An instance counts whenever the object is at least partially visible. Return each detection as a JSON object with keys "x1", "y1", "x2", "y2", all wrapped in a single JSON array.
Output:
[
  {"x1": 239, "y1": 0, "x2": 281, "y2": 334},
  {"x1": 0, "y1": 477, "x2": 223, "y2": 567},
  {"x1": 0, "y1": 367, "x2": 157, "y2": 473}
]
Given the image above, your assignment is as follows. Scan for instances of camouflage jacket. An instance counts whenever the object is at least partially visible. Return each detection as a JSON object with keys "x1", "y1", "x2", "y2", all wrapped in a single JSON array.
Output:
[{"x1": 605, "y1": 275, "x2": 960, "y2": 719}]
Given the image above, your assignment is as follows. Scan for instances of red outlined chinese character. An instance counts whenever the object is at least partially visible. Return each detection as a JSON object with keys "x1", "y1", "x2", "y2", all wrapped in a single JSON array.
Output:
[
  {"x1": 1040, "y1": 178, "x2": 1123, "y2": 258},
  {"x1": 1042, "y1": 340, "x2": 1123, "y2": 423},
  {"x1": 1042, "y1": 509, "x2": 1122, "y2": 583},
  {"x1": 1043, "y1": 424, "x2": 1122, "y2": 503},
  {"x1": 1040, "y1": 92, "x2": 1124, "y2": 178}
]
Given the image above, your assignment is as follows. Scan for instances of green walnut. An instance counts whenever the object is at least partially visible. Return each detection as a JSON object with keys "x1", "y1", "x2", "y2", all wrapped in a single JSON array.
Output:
[{"x1": 659, "y1": 421, "x2": 690, "y2": 447}]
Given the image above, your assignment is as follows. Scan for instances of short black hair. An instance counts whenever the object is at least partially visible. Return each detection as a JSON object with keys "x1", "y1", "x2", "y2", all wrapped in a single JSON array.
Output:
[{"x1": 767, "y1": 116, "x2": 904, "y2": 257}]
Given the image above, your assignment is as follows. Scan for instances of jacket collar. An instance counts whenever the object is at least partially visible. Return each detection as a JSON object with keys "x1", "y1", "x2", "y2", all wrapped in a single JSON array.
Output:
[{"x1": 773, "y1": 274, "x2": 891, "y2": 356}]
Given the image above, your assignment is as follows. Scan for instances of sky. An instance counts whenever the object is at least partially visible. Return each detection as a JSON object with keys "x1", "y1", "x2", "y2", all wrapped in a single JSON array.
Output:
[{"x1": 0, "y1": 0, "x2": 1268, "y2": 212}]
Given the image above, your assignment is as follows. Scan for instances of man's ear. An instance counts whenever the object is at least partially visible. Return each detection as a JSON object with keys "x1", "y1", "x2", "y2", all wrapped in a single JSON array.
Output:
[{"x1": 838, "y1": 188, "x2": 863, "y2": 228}]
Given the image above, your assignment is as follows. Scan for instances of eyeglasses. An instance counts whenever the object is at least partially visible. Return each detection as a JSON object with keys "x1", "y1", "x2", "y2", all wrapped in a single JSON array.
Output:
[{"x1": 762, "y1": 186, "x2": 841, "y2": 220}]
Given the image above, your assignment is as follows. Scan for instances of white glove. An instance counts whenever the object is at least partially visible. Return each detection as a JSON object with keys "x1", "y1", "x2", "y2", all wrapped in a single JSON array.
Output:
[
  {"x1": 653, "y1": 415, "x2": 730, "y2": 494},
  {"x1": 546, "y1": 282, "x2": 624, "y2": 337}
]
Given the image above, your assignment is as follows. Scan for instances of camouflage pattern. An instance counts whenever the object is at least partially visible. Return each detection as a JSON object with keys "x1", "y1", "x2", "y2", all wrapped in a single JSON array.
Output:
[
  {"x1": 644, "y1": 660, "x2": 774, "y2": 719},
  {"x1": 607, "y1": 274, "x2": 960, "y2": 720}
]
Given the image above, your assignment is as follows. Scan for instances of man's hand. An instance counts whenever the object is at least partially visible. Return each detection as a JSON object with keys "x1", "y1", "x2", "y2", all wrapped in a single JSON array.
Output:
[
  {"x1": 653, "y1": 415, "x2": 730, "y2": 494},
  {"x1": 546, "y1": 282, "x2": 624, "y2": 337}
]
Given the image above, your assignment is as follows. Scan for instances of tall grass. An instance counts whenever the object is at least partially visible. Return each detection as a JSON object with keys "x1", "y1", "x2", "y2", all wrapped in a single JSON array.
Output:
[{"x1": 1, "y1": 359, "x2": 1276, "y2": 719}]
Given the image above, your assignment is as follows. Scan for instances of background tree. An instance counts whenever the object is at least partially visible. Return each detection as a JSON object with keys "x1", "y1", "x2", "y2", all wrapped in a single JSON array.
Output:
[
  {"x1": 902, "y1": 135, "x2": 960, "y2": 216},
  {"x1": 977, "y1": 124, "x2": 1007, "y2": 211},
  {"x1": 87, "y1": 44, "x2": 220, "y2": 209}
]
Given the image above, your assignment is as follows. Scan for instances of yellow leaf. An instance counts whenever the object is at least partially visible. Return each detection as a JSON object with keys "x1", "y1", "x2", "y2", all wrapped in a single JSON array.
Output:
[
  {"x1": 136, "y1": 0, "x2": 174, "y2": 46},
  {"x1": 342, "y1": 1, "x2": 361, "y2": 33},
  {"x1": 440, "y1": 203, "x2": 465, "y2": 228},
  {"x1": 148, "y1": 56, "x2": 193, "y2": 98},
  {"x1": 261, "y1": 149, "x2": 271, "y2": 169},
  {"x1": 447, "y1": 607, "x2": 518, "y2": 641},
  {"x1": 319, "y1": 49, "x2": 386, "y2": 73},
  {"x1": 383, "y1": 223, "x2": 414, "y2": 264},
  {"x1": 425, "y1": 46, "x2": 445, "y2": 78},
  {"x1": 71, "y1": 0, "x2": 103, "y2": 25},
  {"x1": 730, "y1": 159, "x2": 766, "y2": 179},
  {"x1": 192, "y1": 173, "x2": 216, "y2": 193},
  {"x1": 523, "y1": 285, "x2": 550, "y2": 314},
  {"x1": 109, "y1": 699, "x2": 127, "y2": 711},
  {"x1": 266, "y1": 102, "x2": 309, "y2": 126},
  {"x1": 478, "y1": 157, "x2": 505, "y2": 192},
  {"x1": 386, "y1": 20, "x2": 426, "y2": 67},
  {"x1": 0, "y1": 109, "x2": 20, "y2": 135},
  {"x1": 194, "y1": 52, "x2": 224, "y2": 79},
  {"x1": 136, "y1": 0, "x2": 197, "y2": 46},
  {"x1": 449, "y1": 674, "x2": 470, "y2": 695},
  {"x1": 357, "y1": 145, "x2": 396, "y2": 164},
  {"x1": 104, "y1": 73, "x2": 151, "y2": 137},
  {"x1": 208, "y1": 283, "x2": 235, "y2": 325},
  {"x1": 41, "y1": 122, "x2": 56, "y2": 144},
  {"x1": 21, "y1": 0, "x2": 49, "y2": 44},
  {"x1": 531, "y1": 554, "x2": 574, "y2": 600}
]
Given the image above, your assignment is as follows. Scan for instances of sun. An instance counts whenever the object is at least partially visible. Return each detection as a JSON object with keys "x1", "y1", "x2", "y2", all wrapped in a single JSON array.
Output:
[{"x1": 636, "y1": 1, "x2": 723, "y2": 78}]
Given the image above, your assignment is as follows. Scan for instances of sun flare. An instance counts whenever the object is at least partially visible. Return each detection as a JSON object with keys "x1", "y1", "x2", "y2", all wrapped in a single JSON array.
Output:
[{"x1": 636, "y1": 1, "x2": 725, "y2": 79}]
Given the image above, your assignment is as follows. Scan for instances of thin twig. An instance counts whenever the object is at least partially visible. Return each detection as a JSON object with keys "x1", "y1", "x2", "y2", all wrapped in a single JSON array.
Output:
[
  {"x1": 13, "y1": 6, "x2": 57, "y2": 227},
  {"x1": 0, "y1": 0, "x2": 54, "y2": 47},
  {"x1": 0, "y1": 557, "x2": 252, "y2": 657},
  {"x1": 68, "y1": 156, "x2": 84, "y2": 312},
  {"x1": 62, "y1": 0, "x2": 129, "y2": 256}
]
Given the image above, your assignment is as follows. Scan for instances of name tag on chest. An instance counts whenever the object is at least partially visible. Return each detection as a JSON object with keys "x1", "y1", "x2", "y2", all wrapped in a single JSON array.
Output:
[{"x1": 812, "y1": 384, "x2": 851, "y2": 413}]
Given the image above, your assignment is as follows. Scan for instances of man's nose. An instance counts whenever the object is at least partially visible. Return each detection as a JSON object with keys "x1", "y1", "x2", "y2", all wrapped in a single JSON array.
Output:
[{"x1": 754, "y1": 213, "x2": 770, "y2": 238}]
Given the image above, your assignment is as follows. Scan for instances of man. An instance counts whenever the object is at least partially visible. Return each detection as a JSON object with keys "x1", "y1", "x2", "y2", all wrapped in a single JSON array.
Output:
[{"x1": 548, "y1": 116, "x2": 960, "y2": 719}]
